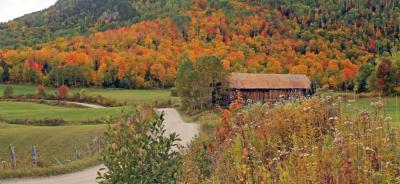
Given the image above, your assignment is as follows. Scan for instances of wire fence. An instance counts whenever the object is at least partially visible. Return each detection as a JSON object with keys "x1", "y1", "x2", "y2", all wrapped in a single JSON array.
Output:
[{"x1": 0, "y1": 137, "x2": 104, "y2": 170}]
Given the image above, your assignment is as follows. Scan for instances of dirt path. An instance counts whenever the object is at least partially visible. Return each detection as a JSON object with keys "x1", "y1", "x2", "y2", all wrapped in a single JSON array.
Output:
[
  {"x1": 0, "y1": 108, "x2": 199, "y2": 184},
  {"x1": 0, "y1": 165, "x2": 104, "y2": 184},
  {"x1": 156, "y1": 108, "x2": 201, "y2": 147},
  {"x1": 65, "y1": 101, "x2": 105, "y2": 109}
]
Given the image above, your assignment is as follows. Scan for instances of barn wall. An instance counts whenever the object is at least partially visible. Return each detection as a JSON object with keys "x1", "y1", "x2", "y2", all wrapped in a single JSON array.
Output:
[{"x1": 229, "y1": 89, "x2": 307, "y2": 103}]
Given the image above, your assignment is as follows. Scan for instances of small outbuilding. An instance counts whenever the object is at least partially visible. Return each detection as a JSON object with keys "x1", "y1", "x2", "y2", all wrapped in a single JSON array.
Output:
[{"x1": 228, "y1": 73, "x2": 311, "y2": 103}]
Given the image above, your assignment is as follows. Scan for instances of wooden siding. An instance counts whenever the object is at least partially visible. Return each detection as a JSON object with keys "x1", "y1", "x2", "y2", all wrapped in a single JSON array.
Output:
[{"x1": 230, "y1": 89, "x2": 308, "y2": 103}]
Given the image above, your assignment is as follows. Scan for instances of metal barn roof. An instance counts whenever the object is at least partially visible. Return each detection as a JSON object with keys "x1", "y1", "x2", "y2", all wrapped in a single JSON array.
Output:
[{"x1": 228, "y1": 73, "x2": 311, "y2": 89}]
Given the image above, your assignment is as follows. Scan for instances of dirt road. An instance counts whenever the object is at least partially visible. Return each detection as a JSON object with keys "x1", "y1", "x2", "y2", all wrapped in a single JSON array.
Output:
[
  {"x1": 66, "y1": 101, "x2": 105, "y2": 109},
  {"x1": 0, "y1": 108, "x2": 199, "y2": 184},
  {"x1": 156, "y1": 108, "x2": 201, "y2": 147}
]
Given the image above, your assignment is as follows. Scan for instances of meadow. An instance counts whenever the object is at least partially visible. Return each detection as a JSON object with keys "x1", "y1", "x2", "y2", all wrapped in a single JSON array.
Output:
[
  {"x1": 0, "y1": 123, "x2": 106, "y2": 162},
  {"x1": 0, "y1": 84, "x2": 178, "y2": 178},
  {"x1": 341, "y1": 97, "x2": 400, "y2": 123},
  {"x1": 0, "y1": 123, "x2": 105, "y2": 178},
  {"x1": 319, "y1": 92, "x2": 400, "y2": 125},
  {"x1": 0, "y1": 84, "x2": 178, "y2": 105},
  {"x1": 0, "y1": 101, "x2": 124, "y2": 122}
]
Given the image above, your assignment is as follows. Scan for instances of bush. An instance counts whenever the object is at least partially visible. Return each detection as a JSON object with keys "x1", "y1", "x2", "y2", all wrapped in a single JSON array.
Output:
[
  {"x1": 36, "y1": 84, "x2": 46, "y2": 98},
  {"x1": 7, "y1": 118, "x2": 67, "y2": 126},
  {"x1": 59, "y1": 85, "x2": 69, "y2": 99},
  {"x1": 394, "y1": 86, "x2": 400, "y2": 95},
  {"x1": 3, "y1": 85, "x2": 13, "y2": 98},
  {"x1": 79, "y1": 89, "x2": 88, "y2": 100},
  {"x1": 170, "y1": 87, "x2": 178, "y2": 97},
  {"x1": 99, "y1": 107, "x2": 182, "y2": 183}
]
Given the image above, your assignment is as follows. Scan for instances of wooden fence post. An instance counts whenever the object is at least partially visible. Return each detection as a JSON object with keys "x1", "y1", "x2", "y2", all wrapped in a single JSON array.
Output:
[
  {"x1": 8, "y1": 144, "x2": 16, "y2": 169},
  {"x1": 95, "y1": 137, "x2": 101, "y2": 153},
  {"x1": 86, "y1": 143, "x2": 92, "y2": 156},
  {"x1": 31, "y1": 145, "x2": 37, "y2": 167},
  {"x1": 75, "y1": 146, "x2": 81, "y2": 160}
]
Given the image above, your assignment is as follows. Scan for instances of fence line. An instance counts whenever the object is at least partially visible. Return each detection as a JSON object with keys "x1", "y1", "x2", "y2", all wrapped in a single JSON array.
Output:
[{"x1": 0, "y1": 138, "x2": 104, "y2": 170}]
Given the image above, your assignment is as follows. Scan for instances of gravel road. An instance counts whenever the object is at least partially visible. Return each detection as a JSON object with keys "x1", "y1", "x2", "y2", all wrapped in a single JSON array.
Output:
[{"x1": 0, "y1": 108, "x2": 200, "y2": 184}]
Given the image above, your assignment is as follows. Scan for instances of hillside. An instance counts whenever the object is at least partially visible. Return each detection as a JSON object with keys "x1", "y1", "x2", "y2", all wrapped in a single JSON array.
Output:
[
  {"x1": 0, "y1": 0, "x2": 399, "y2": 92},
  {"x1": 0, "y1": 0, "x2": 190, "y2": 49}
]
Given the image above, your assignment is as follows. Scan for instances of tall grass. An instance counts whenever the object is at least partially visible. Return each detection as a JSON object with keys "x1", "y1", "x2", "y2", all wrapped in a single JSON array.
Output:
[{"x1": 180, "y1": 94, "x2": 400, "y2": 183}]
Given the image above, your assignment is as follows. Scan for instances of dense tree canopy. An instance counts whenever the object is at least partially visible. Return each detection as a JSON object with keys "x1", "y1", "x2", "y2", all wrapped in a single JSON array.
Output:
[{"x1": 0, "y1": 0, "x2": 399, "y2": 93}]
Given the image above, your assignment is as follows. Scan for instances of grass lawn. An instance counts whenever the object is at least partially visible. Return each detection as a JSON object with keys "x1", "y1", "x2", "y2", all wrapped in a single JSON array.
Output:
[
  {"x1": 341, "y1": 97, "x2": 400, "y2": 126},
  {"x1": 0, "y1": 101, "x2": 125, "y2": 122},
  {"x1": 0, "y1": 123, "x2": 106, "y2": 166},
  {"x1": 81, "y1": 88, "x2": 178, "y2": 105},
  {"x1": 0, "y1": 84, "x2": 178, "y2": 105},
  {"x1": 0, "y1": 85, "x2": 39, "y2": 96}
]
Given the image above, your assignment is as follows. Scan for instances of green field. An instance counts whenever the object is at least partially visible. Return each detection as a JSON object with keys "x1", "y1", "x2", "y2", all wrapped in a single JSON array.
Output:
[
  {"x1": 0, "y1": 123, "x2": 106, "y2": 165},
  {"x1": 0, "y1": 84, "x2": 178, "y2": 178},
  {"x1": 0, "y1": 84, "x2": 178, "y2": 105},
  {"x1": 341, "y1": 97, "x2": 400, "y2": 124},
  {"x1": 0, "y1": 85, "x2": 39, "y2": 96},
  {"x1": 0, "y1": 101, "x2": 125, "y2": 122}
]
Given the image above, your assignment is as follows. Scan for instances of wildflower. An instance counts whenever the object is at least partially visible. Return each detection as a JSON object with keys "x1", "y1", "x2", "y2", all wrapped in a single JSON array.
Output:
[
  {"x1": 384, "y1": 117, "x2": 392, "y2": 122},
  {"x1": 371, "y1": 100, "x2": 384, "y2": 109},
  {"x1": 363, "y1": 146, "x2": 375, "y2": 152},
  {"x1": 333, "y1": 132, "x2": 343, "y2": 145},
  {"x1": 300, "y1": 153, "x2": 310, "y2": 157},
  {"x1": 302, "y1": 107, "x2": 311, "y2": 112},
  {"x1": 328, "y1": 116, "x2": 339, "y2": 121},
  {"x1": 344, "y1": 121, "x2": 353, "y2": 125}
]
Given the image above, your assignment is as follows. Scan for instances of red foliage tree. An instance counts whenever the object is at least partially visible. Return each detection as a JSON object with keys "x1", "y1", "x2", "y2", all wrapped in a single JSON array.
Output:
[
  {"x1": 59, "y1": 85, "x2": 69, "y2": 99},
  {"x1": 376, "y1": 59, "x2": 397, "y2": 95},
  {"x1": 341, "y1": 67, "x2": 356, "y2": 80}
]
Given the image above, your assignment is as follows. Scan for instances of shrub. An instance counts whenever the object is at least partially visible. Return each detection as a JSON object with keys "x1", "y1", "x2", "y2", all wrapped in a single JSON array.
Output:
[
  {"x1": 394, "y1": 86, "x2": 400, "y2": 95},
  {"x1": 79, "y1": 89, "x2": 88, "y2": 100},
  {"x1": 170, "y1": 87, "x2": 178, "y2": 97},
  {"x1": 99, "y1": 107, "x2": 182, "y2": 183},
  {"x1": 36, "y1": 84, "x2": 46, "y2": 98},
  {"x1": 2, "y1": 85, "x2": 13, "y2": 98},
  {"x1": 7, "y1": 118, "x2": 66, "y2": 126},
  {"x1": 58, "y1": 85, "x2": 69, "y2": 99}
]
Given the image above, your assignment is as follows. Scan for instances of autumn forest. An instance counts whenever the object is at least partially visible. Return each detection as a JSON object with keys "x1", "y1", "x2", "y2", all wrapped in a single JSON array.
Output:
[{"x1": 0, "y1": 0, "x2": 398, "y2": 95}]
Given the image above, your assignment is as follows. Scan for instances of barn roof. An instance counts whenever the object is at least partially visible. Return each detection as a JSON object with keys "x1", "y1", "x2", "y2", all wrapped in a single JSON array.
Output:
[{"x1": 228, "y1": 73, "x2": 311, "y2": 89}]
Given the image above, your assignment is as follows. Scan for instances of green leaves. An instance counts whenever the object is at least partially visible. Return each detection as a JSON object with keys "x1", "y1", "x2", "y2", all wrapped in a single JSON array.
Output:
[
  {"x1": 99, "y1": 108, "x2": 182, "y2": 183},
  {"x1": 175, "y1": 54, "x2": 229, "y2": 109}
]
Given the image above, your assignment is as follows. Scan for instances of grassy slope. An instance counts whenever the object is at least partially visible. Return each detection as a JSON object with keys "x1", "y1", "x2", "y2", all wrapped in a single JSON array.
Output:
[
  {"x1": 341, "y1": 97, "x2": 400, "y2": 124},
  {"x1": 0, "y1": 85, "x2": 38, "y2": 96},
  {"x1": 0, "y1": 101, "x2": 124, "y2": 121},
  {"x1": 82, "y1": 88, "x2": 178, "y2": 105},
  {"x1": 0, "y1": 84, "x2": 178, "y2": 178},
  {"x1": 0, "y1": 84, "x2": 178, "y2": 105},
  {"x1": 0, "y1": 123, "x2": 106, "y2": 164}
]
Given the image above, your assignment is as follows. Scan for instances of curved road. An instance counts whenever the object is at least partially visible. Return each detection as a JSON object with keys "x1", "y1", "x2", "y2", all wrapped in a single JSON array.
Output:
[{"x1": 0, "y1": 108, "x2": 200, "y2": 184}]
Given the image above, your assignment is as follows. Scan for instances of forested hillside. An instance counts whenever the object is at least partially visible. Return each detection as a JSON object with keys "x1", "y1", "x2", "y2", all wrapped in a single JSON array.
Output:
[
  {"x1": 0, "y1": 0, "x2": 399, "y2": 93},
  {"x1": 0, "y1": 0, "x2": 190, "y2": 48}
]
